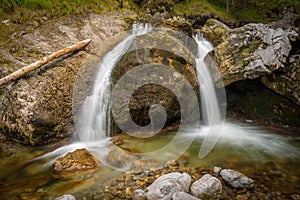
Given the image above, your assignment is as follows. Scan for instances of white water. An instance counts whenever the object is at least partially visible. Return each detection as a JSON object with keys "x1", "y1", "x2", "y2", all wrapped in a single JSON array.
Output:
[
  {"x1": 192, "y1": 34, "x2": 299, "y2": 159},
  {"x1": 79, "y1": 23, "x2": 152, "y2": 142},
  {"x1": 36, "y1": 26, "x2": 299, "y2": 167}
]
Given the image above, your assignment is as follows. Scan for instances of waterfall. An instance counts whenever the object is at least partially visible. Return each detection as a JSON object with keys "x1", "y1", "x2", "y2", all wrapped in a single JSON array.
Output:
[
  {"x1": 78, "y1": 23, "x2": 152, "y2": 143},
  {"x1": 193, "y1": 33, "x2": 225, "y2": 158}
]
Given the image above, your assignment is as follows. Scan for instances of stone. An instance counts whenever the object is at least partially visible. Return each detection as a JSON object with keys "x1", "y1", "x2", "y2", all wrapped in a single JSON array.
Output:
[
  {"x1": 190, "y1": 174, "x2": 222, "y2": 199},
  {"x1": 220, "y1": 169, "x2": 254, "y2": 189},
  {"x1": 52, "y1": 149, "x2": 100, "y2": 179},
  {"x1": 146, "y1": 172, "x2": 191, "y2": 200},
  {"x1": 55, "y1": 194, "x2": 76, "y2": 200},
  {"x1": 261, "y1": 54, "x2": 300, "y2": 105},
  {"x1": 110, "y1": 27, "x2": 199, "y2": 135},
  {"x1": 213, "y1": 166, "x2": 222, "y2": 174},
  {"x1": 131, "y1": 159, "x2": 162, "y2": 174},
  {"x1": 132, "y1": 189, "x2": 146, "y2": 200},
  {"x1": 203, "y1": 19, "x2": 292, "y2": 87},
  {"x1": 172, "y1": 191, "x2": 200, "y2": 200},
  {"x1": 0, "y1": 13, "x2": 127, "y2": 145}
]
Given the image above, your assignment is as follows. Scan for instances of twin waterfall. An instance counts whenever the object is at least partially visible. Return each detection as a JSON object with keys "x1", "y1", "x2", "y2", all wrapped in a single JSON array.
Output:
[
  {"x1": 39, "y1": 24, "x2": 298, "y2": 169},
  {"x1": 78, "y1": 24, "x2": 224, "y2": 160}
]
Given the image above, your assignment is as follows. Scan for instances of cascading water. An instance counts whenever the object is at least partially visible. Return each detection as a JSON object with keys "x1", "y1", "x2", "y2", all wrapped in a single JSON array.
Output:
[
  {"x1": 79, "y1": 23, "x2": 152, "y2": 143},
  {"x1": 193, "y1": 33, "x2": 226, "y2": 158},
  {"x1": 192, "y1": 34, "x2": 299, "y2": 159}
]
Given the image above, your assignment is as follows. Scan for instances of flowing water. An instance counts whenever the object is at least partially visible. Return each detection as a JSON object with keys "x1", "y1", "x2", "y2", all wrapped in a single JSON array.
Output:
[{"x1": 0, "y1": 26, "x2": 299, "y2": 199}]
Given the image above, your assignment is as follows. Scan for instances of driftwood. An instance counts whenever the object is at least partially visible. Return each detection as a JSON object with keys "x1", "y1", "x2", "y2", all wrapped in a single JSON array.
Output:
[{"x1": 0, "y1": 39, "x2": 91, "y2": 87}]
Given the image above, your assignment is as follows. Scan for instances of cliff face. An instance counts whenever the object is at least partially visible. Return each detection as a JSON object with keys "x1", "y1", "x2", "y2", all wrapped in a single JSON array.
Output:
[{"x1": 0, "y1": 13, "x2": 127, "y2": 144}]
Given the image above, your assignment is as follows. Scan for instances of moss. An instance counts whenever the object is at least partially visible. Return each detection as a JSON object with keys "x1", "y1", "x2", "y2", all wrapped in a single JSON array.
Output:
[{"x1": 241, "y1": 39, "x2": 261, "y2": 57}]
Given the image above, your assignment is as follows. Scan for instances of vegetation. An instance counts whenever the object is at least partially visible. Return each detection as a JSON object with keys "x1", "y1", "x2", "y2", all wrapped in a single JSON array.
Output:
[{"x1": 174, "y1": 0, "x2": 300, "y2": 25}]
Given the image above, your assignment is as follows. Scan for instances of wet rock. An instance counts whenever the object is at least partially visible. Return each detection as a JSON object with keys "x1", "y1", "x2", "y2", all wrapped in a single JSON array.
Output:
[
  {"x1": 132, "y1": 189, "x2": 146, "y2": 200},
  {"x1": 55, "y1": 194, "x2": 76, "y2": 200},
  {"x1": 213, "y1": 166, "x2": 222, "y2": 174},
  {"x1": 146, "y1": 172, "x2": 191, "y2": 200},
  {"x1": 111, "y1": 27, "x2": 199, "y2": 135},
  {"x1": 131, "y1": 159, "x2": 162, "y2": 174},
  {"x1": 52, "y1": 149, "x2": 100, "y2": 179},
  {"x1": 190, "y1": 174, "x2": 222, "y2": 199},
  {"x1": 220, "y1": 169, "x2": 254, "y2": 189},
  {"x1": 172, "y1": 191, "x2": 200, "y2": 200},
  {"x1": 105, "y1": 145, "x2": 139, "y2": 169}
]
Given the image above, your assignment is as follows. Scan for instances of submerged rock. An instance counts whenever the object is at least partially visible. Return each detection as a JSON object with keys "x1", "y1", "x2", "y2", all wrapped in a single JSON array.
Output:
[
  {"x1": 190, "y1": 174, "x2": 222, "y2": 199},
  {"x1": 146, "y1": 172, "x2": 191, "y2": 200},
  {"x1": 132, "y1": 189, "x2": 146, "y2": 200},
  {"x1": 131, "y1": 159, "x2": 162, "y2": 174},
  {"x1": 52, "y1": 149, "x2": 100, "y2": 179},
  {"x1": 220, "y1": 169, "x2": 254, "y2": 189}
]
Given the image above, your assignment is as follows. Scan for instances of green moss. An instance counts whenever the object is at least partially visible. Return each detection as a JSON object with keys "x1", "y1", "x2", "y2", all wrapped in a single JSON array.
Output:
[{"x1": 241, "y1": 39, "x2": 261, "y2": 56}]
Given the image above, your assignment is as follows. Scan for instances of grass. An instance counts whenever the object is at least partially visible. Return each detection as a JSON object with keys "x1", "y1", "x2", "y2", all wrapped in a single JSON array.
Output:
[{"x1": 174, "y1": 0, "x2": 300, "y2": 25}]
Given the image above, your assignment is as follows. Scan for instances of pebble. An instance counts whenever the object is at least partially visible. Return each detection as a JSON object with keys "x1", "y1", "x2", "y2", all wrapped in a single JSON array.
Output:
[{"x1": 132, "y1": 189, "x2": 146, "y2": 200}]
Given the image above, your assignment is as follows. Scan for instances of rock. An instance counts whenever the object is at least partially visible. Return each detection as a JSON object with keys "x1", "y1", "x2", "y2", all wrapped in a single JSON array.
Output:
[
  {"x1": 105, "y1": 145, "x2": 140, "y2": 169},
  {"x1": 0, "y1": 13, "x2": 127, "y2": 145},
  {"x1": 132, "y1": 189, "x2": 146, "y2": 200},
  {"x1": 213, "y1": 166, "x2": 222, "y2": 174},
  {"x1": 52, "y1": 149, "x2": 100, "y2": 179},
  {"x1": 172, "y1": 191, "x2": 200, "y2": 200},
  {"x1": 146, "y1": 172, "x2": 191, "y2": 200},
  {"x1": 131, "y1": 159, "x2": 162, "y2": 174},
  {"x1": 203, "y1": 19, "x2": 292, "y2": 87},
  {"x1": 261, "y1": 54, "x2": 300, "y2": 105},
  {"x1": 220, "y1": 169, "x2": 254, "y2": 189},
  {"x1": 111, "y1": 27, "x2": 199, "y2": 135},
  {"x1": 190, "y1": 174, "x2": 222, "y2": 199},
  {"x1": 201, "y1": 18, "x2": 231, "y2": 46},
  {"x1": 55, "y1": 194, "x2": 76, "y2": 200}
]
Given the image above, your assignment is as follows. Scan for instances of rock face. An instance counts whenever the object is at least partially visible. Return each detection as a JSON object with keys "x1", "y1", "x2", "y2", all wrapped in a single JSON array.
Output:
[
  {"x1": 146, "y1": 172, "x2": 191, "y2": 200},
  {"x1": 111, "y1": 27, "x2": 199, "y2": 135},
  {"x1": 220, "y1": 169, "x2": 254, "y2": 189},
  {"x1": 52, "y1": 149, "x2": 100, "y2": 179},
  {"x1": 190, "y1": 174, "x2": 222, "y2": 199},
  {"x1": 202, "y1": 17, "x2": 300, "y2": 106},
  {"x1": 0, "y1": 13, "x2": 127, "y2": 144},
  {"x1": 204, "y1": 18, "x2": 292, "y2": 87},
  {"x1": 261, "y1": 55, "x2": 300, "y2": 105}
]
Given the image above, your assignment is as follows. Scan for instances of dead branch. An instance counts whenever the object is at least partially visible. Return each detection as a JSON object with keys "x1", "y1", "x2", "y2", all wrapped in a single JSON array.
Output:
[{"x1": 0, "y1": 39, "x2": 91, "y2": 87}]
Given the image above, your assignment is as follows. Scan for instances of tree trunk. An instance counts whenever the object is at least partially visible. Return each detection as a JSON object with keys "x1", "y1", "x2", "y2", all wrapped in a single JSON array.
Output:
[{"x1": 0, "y1": 39, "x2": 91, "y2": 87}]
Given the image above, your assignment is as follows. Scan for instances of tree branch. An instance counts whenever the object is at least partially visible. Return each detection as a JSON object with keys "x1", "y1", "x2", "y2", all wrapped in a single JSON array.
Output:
[{"x1": 0, "y1": 39, "x2": 92, "y2": 87}]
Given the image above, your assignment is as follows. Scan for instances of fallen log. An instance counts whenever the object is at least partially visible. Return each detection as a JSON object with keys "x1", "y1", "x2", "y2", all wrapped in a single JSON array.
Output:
[{"x1": 0, "y1": 39, "x2": 91, "y2": 87}]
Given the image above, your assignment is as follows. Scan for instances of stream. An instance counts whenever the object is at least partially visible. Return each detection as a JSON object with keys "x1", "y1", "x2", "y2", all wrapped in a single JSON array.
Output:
[{"x1": 0, "y1": 24, "x2": 299, "y2": 199}]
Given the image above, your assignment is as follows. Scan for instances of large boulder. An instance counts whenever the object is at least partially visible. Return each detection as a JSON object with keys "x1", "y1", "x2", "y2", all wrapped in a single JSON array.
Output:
[
  {"x1": 0, "y1": 13, "x2": 127, "y2": 144},
  {"x1": 52, "y1": 148, "x2": 100, "y2": 180},
  {"x1": 204, "y1": 20, "x2": 292, "y2": 87},
  {"x1": 146, "y1": 172, "x2": 192, "y2": 200},
  {"x1": 190, "y1": 174, "x2": 222, "y2": 199},
  {"x1": 110, "y1": 27, "x2": 199, "y2": 135}
]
